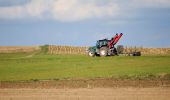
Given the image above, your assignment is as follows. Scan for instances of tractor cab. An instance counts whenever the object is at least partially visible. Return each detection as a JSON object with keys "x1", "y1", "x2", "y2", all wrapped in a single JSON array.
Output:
[{"x1": 96, "y1": 39, "x2": 109, "y2": 49}]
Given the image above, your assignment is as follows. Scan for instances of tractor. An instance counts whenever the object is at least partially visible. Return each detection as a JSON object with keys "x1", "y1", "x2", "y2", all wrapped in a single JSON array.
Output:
[{"x1": 87, "y1": 33, "x2": 123, "y2": 57}]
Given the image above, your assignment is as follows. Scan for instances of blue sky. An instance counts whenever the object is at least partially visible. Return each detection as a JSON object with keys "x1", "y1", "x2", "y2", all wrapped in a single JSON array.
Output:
[{"x1": 0, "y1": 0, "x2": 170, "y2": 47}]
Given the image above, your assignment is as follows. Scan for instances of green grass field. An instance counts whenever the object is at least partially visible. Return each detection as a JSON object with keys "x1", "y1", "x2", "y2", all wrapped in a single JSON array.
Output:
[{"x1": 0, "y1": 53, "x2": 170, "y2": 81}]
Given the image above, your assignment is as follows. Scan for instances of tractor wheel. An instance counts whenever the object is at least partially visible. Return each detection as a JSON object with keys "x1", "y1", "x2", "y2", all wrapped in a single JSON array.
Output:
[
  {"x1": 88, "y1": 51, "x2": 95, "y2": 57},
  {"x1": 99, "y1": 47, "x2": 108, "y2": 57}
]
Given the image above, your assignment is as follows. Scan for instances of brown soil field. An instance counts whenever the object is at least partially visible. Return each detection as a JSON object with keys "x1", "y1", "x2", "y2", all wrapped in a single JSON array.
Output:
[
  {"x1": 0, "y1": 88, "x2": 170, "y2": 100},
  {"x1": 0, "y1": 79, "x2": 170, "y2": 100},
  {"x1": 0, "y1": 46, "x2": 40, "y2": 53}
]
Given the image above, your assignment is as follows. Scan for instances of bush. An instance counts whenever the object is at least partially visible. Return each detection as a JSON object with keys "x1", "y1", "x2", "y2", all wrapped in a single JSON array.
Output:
[{"x1": 40, "y1": 45, "x2": 49, "y2": 54}]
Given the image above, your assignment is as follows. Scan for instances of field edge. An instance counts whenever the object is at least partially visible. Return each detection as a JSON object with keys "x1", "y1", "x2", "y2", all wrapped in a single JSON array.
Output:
[{"x1": 1, "y1": 78, "x2": 170, "y2": 89}]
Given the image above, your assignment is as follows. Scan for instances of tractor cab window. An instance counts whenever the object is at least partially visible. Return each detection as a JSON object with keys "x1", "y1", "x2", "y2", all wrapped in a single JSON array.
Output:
[
  {"x1": 96, "y1": 39, "x2": 108, "y2": 48},
  {"x1": 100, "y1": 41, "x2": 104, "y2": 46},
  {"x1": 96, "y1": 41, "x2": 100, "y2": 48}
]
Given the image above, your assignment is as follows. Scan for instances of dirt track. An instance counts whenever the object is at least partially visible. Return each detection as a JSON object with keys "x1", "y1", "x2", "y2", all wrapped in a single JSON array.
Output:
[
  {"x1": 1, "y1": 88, "x2": 170, "y2": 100},
  {"x1": 1, "y1": 79, "x2": 170, "y2": 88},
  {"x1": 0, "y1": 79, "x2": 170, "y2": 100}
]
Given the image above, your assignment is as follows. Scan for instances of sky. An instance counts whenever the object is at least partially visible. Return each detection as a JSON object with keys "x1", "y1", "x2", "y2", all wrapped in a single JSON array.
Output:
[{"x1": 0, "y1": 0, "x2": 170, "y2": 47}]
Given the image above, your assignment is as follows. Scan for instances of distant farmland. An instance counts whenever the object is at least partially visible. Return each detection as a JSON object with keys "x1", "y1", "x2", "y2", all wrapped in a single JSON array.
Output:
[
  {"x1": 48, "y1": 45, "x2": 170, "y2": 56},
  {"x1": 0, "y1": 46, "x2": 40, "y2": 53},
  {"x1": 0, "y1": 45, "x2": 170, "y2": 55}
]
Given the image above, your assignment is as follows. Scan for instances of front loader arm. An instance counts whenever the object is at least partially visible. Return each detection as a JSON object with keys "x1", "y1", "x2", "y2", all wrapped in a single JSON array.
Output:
[{"x1": 108, "y1": 33, "x2": 123, "y2": 49}]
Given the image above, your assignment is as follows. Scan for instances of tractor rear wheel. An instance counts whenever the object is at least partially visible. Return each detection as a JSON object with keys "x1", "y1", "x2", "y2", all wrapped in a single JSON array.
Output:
[{"x1": 99, "y1": 47, "x2": 108, "y2": 57}]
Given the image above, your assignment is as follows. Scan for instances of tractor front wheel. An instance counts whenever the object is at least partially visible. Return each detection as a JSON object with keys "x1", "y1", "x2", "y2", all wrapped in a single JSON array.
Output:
[
  {"x1": 99, "y1": 47, "x2": 108, "y2": 57},
  {"x1": 88, "y1": 51, "x2": 95, "y2": 57}
]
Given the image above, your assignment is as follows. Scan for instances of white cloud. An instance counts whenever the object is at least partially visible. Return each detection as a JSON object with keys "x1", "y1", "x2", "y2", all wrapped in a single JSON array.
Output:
[
  {"x1": 50, "y1": 0, "x2": 119, "y2": 21},
  {"x1": 0, "y1": 0, "x2": 120, "y2": 21},
  {"x1": 0, "y1": 0, "x2": 169, "y2": 21},
  {"x1": 24, "y1": 0, "x2": 47, "y2": 17},
  {"x1": 0, "y1": 0, "x2": 48, "y2": 19}
]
